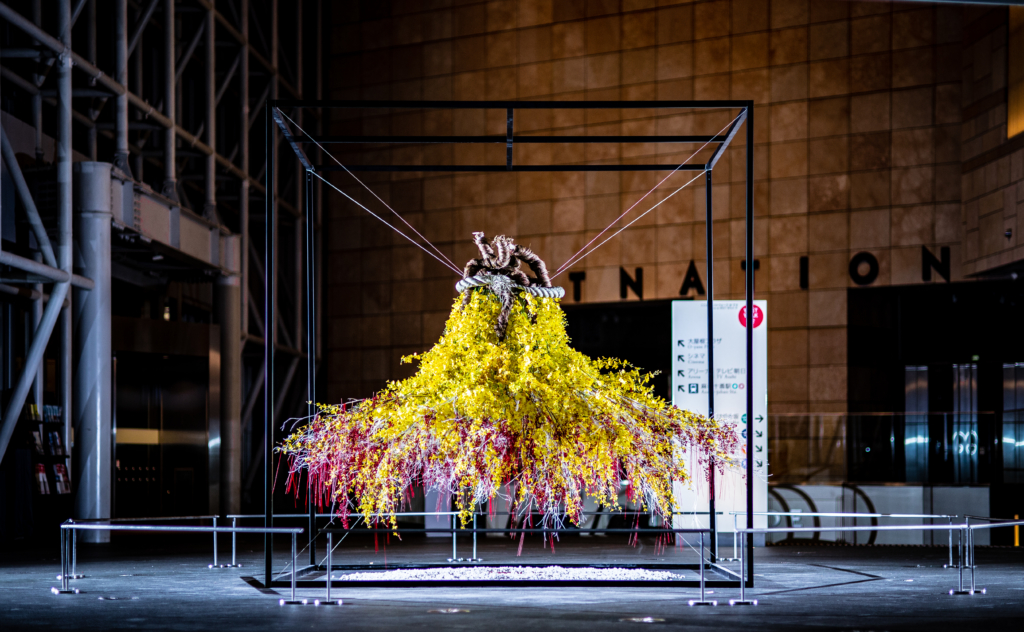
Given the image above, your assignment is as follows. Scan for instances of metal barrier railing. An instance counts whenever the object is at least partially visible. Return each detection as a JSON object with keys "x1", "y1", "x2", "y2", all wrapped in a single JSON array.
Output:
[
  {"x1": 317, "y1": 526, "x2": 721, "y2": 606},
  {"x1": 733, "y1": 523, "x2": 976, "y2": 602},
  {"x1": 964, "y1": 517, "x2": 1024, "y2": 595},
  {"x1": 224, "y1": 510, "x2": 723, "y2": 569},
  {"x1": 726, "y1": 512, "x2": 960, "y2": 566},
  {"x1": 52, "y1": 516, "x2": 1024, "y2": 606},
  {"x1": 58, "y1": 515, "x2": 219, "y2": 578},
  {"x1": 54, "y1": 522, "x2": 305, "y2": 603}
]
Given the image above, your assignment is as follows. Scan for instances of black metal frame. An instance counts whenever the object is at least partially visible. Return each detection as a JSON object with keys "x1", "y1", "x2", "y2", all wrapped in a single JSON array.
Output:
[{"x1": 266, "y1": 99, "x2": 756, "y2": 587}]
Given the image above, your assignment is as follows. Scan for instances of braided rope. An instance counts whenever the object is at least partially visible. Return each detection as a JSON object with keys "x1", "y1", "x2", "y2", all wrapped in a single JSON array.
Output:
[{"x1": 456, "y1": 275, "x2": 565, "y2": 299}]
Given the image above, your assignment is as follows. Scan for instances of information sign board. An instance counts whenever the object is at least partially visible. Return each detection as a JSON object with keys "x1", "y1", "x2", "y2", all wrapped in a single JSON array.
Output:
[{"x1": 671, "y1": 300, "x2": 768, "y2": 535}]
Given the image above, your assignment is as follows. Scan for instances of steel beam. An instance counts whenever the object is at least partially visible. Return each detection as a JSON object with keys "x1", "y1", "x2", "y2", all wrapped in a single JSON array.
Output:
[
  {"x1": 0, "y1": 283, "x2": 69, "y2": 463},
  {"x1": 0, "y1": 251, "x2": 93, "y2": 289},
  {"x1": 0, "y1": 127, "x2": 58, "y2": 268},
  {"x1": 174, "y1": 22, "x2": 205, "y2": 84},
  {"x1": 127, "y1": 0, "x2": 159, "y2": 58}
]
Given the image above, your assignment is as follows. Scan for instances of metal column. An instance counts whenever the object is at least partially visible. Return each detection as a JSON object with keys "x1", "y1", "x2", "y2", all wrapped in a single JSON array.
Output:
[
  {"x1": 72, "y1": 162, "x2": 113, "y2": 542},
  {"x1": 240, "y1": 0, "x2": 250, "y2": 336},
  {"x1": 744, "y1": 102, "x2": 755, "y2": 585},
  {"x1": 58, "y1": 0, "x2": 75, "y2": 488},
  {"x1": 113, "y1": 0, "x2": 131, "y2": 176},
  {"x1": 264, "y1": 102, "x2": 276, "y2": 586},
  {"x1": 161, "y1": 0, "x2": 177, "y2": 200},
  {"x1": 204, "y1": 0, "x2": 216, "y2": 220},
  {"x1": 705, "y1": 168, "x2": 716, "y2": 562},
  {"x1": 218, "y1": 274, "x2": 242, "y2": 515}
]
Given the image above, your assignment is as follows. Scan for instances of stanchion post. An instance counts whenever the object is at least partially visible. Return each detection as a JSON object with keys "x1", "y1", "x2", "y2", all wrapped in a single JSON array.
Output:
[
  {"x1": 292, "y1": 532, "x2": 297, "y2": 601},
  {"x1": 473, "y1": 514, "x2": 478, "y2": 561},
  {"x1": 326, "y1": 532, "x2": 332, "y2": 602},
  {"x1": 948, "y1": 517, "x2": 954, "y2": 568},
  {"x1": 61, "y1": 527, "x2": 67, "y2": 591},
  {"x1": 52, "y1": 524, "x2": 80, "y2": 595},
  {"x1": 729, "y1": 528, "x2": 757, "y2": 606},
  {"x1": 959, "y1": 528, "x2": 963, "y2": 590},
  {"x1": 700, "y1": 531, "x2": 705, "y2": 601},
  {"x1": 232, "y1": 518, "x2": 237, "y2": 567},
  {"x1": 689, "y1": 530, "x2": 716, "y2": 606},
  {"x1": 970, "y1": 527, "x2": 975, "y2": 593},
  {"x1": 72, "y1": 527, "x2": 78, "y2": 578},
  {"x1": 212, "y1": 516, "x2": 218, "y2": 567}
]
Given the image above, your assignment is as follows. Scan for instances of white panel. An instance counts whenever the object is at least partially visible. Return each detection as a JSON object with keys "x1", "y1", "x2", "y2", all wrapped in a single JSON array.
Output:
[{"x1": 671, "y1": 300, "x2": 768, "y2": 535}]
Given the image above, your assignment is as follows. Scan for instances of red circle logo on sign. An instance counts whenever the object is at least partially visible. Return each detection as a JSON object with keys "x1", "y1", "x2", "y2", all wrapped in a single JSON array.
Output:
[{"x1": 738, "y1": 305, "x2": 763, "y2": 328}]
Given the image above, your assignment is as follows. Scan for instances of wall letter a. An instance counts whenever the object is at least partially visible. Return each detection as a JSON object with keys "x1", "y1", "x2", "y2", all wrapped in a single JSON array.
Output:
[{"x1": 679, "y1": 260, "x2": 705, "y2": 296}]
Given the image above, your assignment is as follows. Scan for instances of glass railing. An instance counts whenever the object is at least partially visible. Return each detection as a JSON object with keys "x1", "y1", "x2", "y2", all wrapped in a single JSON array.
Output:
[{"x1": 767, "y1": 412, "x2": 1019, "y2": 486}]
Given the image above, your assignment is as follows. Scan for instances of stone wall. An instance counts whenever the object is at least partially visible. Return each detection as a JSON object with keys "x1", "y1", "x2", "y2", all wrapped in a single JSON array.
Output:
[
  {"x1": 322, "y1": 0, "x2": 1012, "y2": 414},
  {"x1": 959, "y1": 6, "x2": 1024, "y2": 277}
]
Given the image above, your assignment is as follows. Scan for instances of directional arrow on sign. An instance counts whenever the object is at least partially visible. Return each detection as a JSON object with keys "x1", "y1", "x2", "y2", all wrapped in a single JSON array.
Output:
[
  {"x1": 756, "y1": 461, "x2": 763, "y2": 469},
  {"x1": 755, "y1": 445, "x2": 763, "y2": 452},
  {"x1": 677, "y1": 340, "x2": 686, "y2": 347},
  {"x1": 677, "y1": 355, "x2": 685, "y2": 362},
  {"x1": 756, "y1": 415, "x2": 764, "y2": 422},
  {"x1": 677, "y1": 370, "x2": 685, "y2": 377},
  {"x1": 755, "y1": 430, "x2": 763, "y2": 438}
]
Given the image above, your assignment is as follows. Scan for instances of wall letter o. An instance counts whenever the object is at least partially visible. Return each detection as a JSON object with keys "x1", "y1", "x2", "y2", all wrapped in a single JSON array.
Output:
[{"x1": 848, "y1": 251, "x2": 879, "y2": 285}]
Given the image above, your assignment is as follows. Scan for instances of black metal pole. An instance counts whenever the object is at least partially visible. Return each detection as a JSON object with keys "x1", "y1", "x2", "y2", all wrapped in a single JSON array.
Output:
[
  {"x1": 306, "y1": 169, "x2": 316, "y2": 567},
  {"x1": 744, "y1": 102, "x2": 755, "y2": 586},
  {"x1": 705, "y1": 168, "x2": 716, "y2": 563},
  {"x1": 264, "y1": 103, "x2": 276, "y2": 585}
]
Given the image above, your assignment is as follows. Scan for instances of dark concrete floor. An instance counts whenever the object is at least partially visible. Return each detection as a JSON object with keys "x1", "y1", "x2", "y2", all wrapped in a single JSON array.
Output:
[{"x1": 2, "y1": 534, "x2": 1023, "y2": 631}]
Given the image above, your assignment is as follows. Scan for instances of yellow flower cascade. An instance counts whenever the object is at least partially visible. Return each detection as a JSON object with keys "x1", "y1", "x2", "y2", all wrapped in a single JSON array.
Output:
[{"x1": 281, "y1": 289, "x2": 738, "y2": 529}]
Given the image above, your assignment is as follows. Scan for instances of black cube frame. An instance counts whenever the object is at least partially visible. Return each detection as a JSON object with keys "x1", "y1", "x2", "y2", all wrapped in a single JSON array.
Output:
[{"x1": 266, "y1": 99, "x2": 756, "y2": 589}]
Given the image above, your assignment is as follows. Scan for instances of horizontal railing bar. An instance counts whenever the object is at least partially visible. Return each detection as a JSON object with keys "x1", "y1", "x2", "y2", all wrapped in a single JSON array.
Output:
[
  {"x1": 963, "y1": 514, "x2": 1018, "y2": 522},
  {"x1": 322, "y1": 528, "x2": 711, "y2": 534},
  {"x1": 303, "y1": 135, "x2": 728, "y2": 144},
  {"x1": 71, "y1": 515, "x2": 216, "y2": 522},
  {"x1": 967, "y1": 520, "x2": 1024, "y2": 531},
  {"x1": 730, "y1": 512, "x2": 956, "y2": 519},
  {"x1": 61, "y1": 524, "x2": 302, "y2": 534},
  {"x1": 314, "y1": 164, "x2": 708, "y2": 172},
  {"x1": 227, "y1": 510, "x2": 724, "y2": 519},
  {"x1": 274, "y1": 99, "x2": 751, "y2": 110},
  {"x1": 737, "y1": 524, "x2": 966, "y2": 534}
]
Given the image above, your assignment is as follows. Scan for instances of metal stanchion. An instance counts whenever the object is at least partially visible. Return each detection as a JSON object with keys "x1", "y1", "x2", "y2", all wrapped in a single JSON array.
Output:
[
  {"x1": 279, "y1": 532, "x2": 307, "y2": 605},
  {"x1": 688, "y1": 531, "x2": 716, "y2": 606},
  {"x1": 314, "y1": 532, "x2": 342, "y2": 606},
  {"x1": 210, "y1": 516, "x2": 218, "y2": 568},
  {"x1": 69, "y1": 528, "x2": 82, "y2": 578},
  {"x1": 967, "y1": 526, "x2": 985, "y2": 594},
  {"x1": 51, "y1": 525, "x2": 80, "y2": 594},
  {"x1": 944, "y1": 517, "x2": 956, "y2": 568},
  {"x1": 729, "y1": 529, "x2": 756, "y2": 606},
  {"x1": 950, "y1": 528, "x2": 973, "y2": 595},
  {"x1": 447, "y1": 515, "x2": 459, "y2": 562},
  {"x1": 209, "y1": 516, "x2": 241, "y2": 568},
  {"x1": 723, "y1": 513, "x2": 739, "y2": 562},
  {"x1": 468, "y1": 514, "x2": 481, "y2": 562}
]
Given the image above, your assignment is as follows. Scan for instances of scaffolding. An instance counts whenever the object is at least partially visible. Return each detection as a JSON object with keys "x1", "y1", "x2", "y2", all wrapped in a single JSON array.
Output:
[{"x1": 0, "y1": 0, "x2": 322, "y2": 527}]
